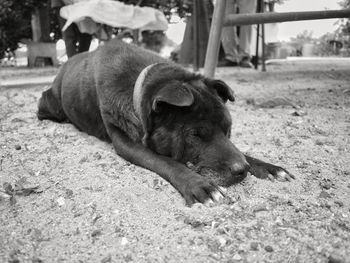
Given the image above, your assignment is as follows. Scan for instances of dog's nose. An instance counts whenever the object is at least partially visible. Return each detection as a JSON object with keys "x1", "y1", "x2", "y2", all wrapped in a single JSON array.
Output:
[{"x1": 230, "y1": 161, "x2": 250, "y2": 177}]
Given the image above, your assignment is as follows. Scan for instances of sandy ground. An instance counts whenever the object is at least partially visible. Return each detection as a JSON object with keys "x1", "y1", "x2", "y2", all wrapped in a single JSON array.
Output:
[{"x1": 0, "y1": 61, "x2": 349, "y2": 263}]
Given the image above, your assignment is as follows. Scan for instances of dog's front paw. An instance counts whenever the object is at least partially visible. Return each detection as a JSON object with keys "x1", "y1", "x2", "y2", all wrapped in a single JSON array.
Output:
[
  {"x1": 182, "y1": 174, "x2": 225, "y2": 206},
  {"x1": 249, "y1": 162, "x2": 295, "y2": 182}
]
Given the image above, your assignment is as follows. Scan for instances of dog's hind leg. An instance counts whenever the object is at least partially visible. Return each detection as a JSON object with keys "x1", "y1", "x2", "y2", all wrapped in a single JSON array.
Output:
[
  {"x1": 37, "y1": 62, "x2": 70, "y2": 122},
  {"x1": 37, "y1": 87, "x2": 68, "y2": 123}
]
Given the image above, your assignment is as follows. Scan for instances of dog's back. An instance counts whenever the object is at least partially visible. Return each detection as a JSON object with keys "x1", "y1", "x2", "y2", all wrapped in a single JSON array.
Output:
[{"x1": 38, "y1": 40, "x2": 166, "y2": 140}]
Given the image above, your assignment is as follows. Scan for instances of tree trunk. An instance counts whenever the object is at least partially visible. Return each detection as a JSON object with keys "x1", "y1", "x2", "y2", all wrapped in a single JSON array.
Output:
[
  {"x1": 31, "y1": 2, "x2": 51, "y2": 42},
  {"x1": 39, "y1": 3, "x2": 51, "y2": 42},
  {"x1": 31, "y1": 8, "x2": 41, "y2": 42}
]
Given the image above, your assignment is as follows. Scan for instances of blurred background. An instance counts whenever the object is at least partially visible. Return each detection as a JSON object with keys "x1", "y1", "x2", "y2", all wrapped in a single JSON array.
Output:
[{"x1": 0, "y1": 0, "x2": 349, "y2": 68}]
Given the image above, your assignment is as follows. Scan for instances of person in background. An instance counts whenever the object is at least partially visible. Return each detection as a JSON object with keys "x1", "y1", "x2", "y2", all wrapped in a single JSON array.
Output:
[
  {"x1": 51, "y1": 0, "x2": 92, "y2": 58},
  {"x1": 220, "y1": 0, "x2": 256, "y2": 68}
]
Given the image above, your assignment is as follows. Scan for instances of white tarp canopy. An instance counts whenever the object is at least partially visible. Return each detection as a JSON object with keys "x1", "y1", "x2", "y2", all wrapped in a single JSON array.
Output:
[{"x1": 60, "y1": 0, "x2": 168, "y2": 35}]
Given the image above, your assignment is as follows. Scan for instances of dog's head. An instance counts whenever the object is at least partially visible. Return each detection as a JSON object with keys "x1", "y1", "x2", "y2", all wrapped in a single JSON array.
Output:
[{"x1": 133, "y1": 63, "x2": 249, "y2": 186}]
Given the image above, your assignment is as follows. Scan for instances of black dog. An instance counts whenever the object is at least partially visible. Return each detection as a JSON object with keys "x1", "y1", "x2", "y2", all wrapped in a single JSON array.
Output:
[{"x1": 37, "y1": 39, "x2": 294, "y2": 205}]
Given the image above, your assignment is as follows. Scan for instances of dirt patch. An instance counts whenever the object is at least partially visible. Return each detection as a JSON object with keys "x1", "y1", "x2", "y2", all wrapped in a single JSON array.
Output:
[{"x1": 0, "y1": 62, "x2": 349, "y2": 262}]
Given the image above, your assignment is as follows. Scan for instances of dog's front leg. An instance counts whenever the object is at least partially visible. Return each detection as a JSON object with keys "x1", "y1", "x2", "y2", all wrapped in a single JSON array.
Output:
[
  {"x1": 245, "y1": 155, "x2": 295, "y2": 182},
  {"x1": 105, "y1": 123, "x2": 224, "y2": 206}
]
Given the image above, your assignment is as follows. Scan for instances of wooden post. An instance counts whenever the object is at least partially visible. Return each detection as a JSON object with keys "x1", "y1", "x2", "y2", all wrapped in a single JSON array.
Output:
[
  {"x1": 261, "y1": 0, "x2": 266, "y2": 72},
  {"x1": 254, "y1": 0, "x2": 261, "y2": 70},
  {"x1": 193, "y1": 0, "x2": 199, "y2": 71},
  {"x1": 261, "y1": 22, "x2": 266, "y2": 71},
  {"x1": 204, "y1": 0, "x2": 226, "y2": 78},
  {"x1": 254, "y1": 24, "x2": 260, "y2": 70}
]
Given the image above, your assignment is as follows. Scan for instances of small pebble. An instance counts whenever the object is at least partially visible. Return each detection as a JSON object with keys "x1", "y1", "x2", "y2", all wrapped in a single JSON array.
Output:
[
  {"x1": 184, "y1": 217, "x2": 204, "y2": 228},
  {"x1": 275, "y1": 216, "x2": 283, "y2": 226},
  {"x1": 253, "y1": 204, "x2": 269, "y2": 213},
  {"x1": 217, "y1": 237, "x2": 226, "y2": 247},
  {"x1": 101, "y1": 254, "x2": 112, "y2": 263},
  {"x1": 321, "y1": 201, "x2": 332, "y2": 209},
  {"x1": 334, "y1": 200, "x2": 344, "y2": 207},
  {"x1": 321, "y1": 182, "x2": 332, "y2": 190},
  {"x1": 265, "y1": 245, "x2": 274, "y2": 252},
  {"x1": 65, "y1": 189, "x2": 74, "y2": 198},
  {"x1": 319, "y1": 190, "x2": 332, "y2": 199},
  {"x1": 94, "y1": 152, "x2": 102, "y2": 160},
  {"x1": 31, "y1": 257, "x2": 43, "y2": 263},
  {"x1": 232, "y1": 254, "x2": 242, "y2": 261},
  {"x1": 56, "y1": 197, "x2": 65, "y2": 206},
  {"x1": 91, "y1": 229, "x2": 102, "y2": 237},
  {"x1": 222, "y1": 196, "x2": 236, "y2": 205},
  {"x1": 250, "y1": 242, "x2": 259, "y2": 251},
  {"x1": 328, "y1": 253, "x2": 344, "y2": 263},
  {"x1": 15, "y1": 144, "x2": 21, "y2": 150},
  {"x1": 121, "y1": 237, "x2": 128, "y2": 246},
  {"x1": 292, "y1": 110, "x2": 306, "y2": 117}
]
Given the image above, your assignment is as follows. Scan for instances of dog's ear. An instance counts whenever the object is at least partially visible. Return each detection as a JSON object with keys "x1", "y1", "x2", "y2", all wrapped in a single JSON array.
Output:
[
  {"x1": 204, "y1": 79, "x2": 235, "y2": 103},
  {"x1": 133, "y1": 64, "x2": 194, "y2": 146},
  {"x1": 152, "y1": 81, "x2": 194, "y2": 112}
]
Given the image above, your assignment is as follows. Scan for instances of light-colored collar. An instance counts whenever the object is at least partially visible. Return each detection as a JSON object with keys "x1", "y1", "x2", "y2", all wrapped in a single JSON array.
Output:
[
  {"x1": 133, "y1": 63, "x2": 160, "y2": 118},
  {"x1": 133, "y1": 63, "x2": 161, "y2": 146}
]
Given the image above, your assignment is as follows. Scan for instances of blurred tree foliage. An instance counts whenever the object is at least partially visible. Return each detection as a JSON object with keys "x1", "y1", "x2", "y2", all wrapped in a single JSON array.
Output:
[
  {"x1": 122, "y1": 0, "x2": 188, "y2": 19},
  {"x1": 0, "y1": 0, "x2": 37, "y2": 58},
  {"x1": 314, "y1": 0, "x2": 350, "y2": 56},
  {"x1": 338, "y1": 0, "x2": 350, "y2": 35},
  {"x1": 339, "y1": 0, "x2": 350, "y2": 9},
  {"x1": 288, "y1": 0, "x2": 350, "y2": 58},
  {"x1": 0, "y1": 0, "x2": 61, "y2": 59}
]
